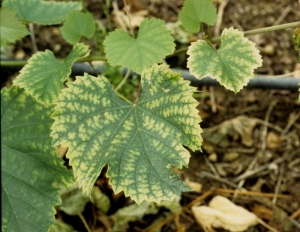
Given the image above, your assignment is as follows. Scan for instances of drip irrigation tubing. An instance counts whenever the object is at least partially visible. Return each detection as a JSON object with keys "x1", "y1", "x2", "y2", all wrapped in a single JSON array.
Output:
[
  {"x1": 71, "y1": 63, "x2": 300, "y2": 91},
  {"x1": 1, "y1": 61, "x2": 300, "y2": 91}
]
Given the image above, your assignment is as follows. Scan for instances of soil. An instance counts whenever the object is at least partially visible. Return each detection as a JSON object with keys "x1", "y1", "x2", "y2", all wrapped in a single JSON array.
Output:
[{"x1": 2, "y1": 0, "x2": 300, "y2": 231}]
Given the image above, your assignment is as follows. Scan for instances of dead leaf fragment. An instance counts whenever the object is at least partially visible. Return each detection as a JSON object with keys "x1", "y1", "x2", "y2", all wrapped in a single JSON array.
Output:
[
  {"x1": 202, "y1": 116, "x2": 258, "y2": 148},
  {"x1": 184, "y1": 177, "x2": 202, "y2": 193},
  {"x1": 251, "y1": 205, "x2": 273, "y2": 221},
  {"x1": 223, "y1": 151, "x2": 239, "y2": 162},
  {"x1": 266, "y1": 131, "x2": 282, "y2": 149},
  {"x1": 192, "y1": 195, "x2": 258, "y2": 232},
  {"x1": 112, "y1": 1, "x2": 148, "y2": 30}
]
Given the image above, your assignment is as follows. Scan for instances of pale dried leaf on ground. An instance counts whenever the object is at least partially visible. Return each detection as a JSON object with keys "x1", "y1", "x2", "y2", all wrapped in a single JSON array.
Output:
[
  {"x1": 202, "y1": 115, "x2": 258, "y2": 148},
  {"x1": 192, "y1": 195, "x2": 258, "y2": 232}
]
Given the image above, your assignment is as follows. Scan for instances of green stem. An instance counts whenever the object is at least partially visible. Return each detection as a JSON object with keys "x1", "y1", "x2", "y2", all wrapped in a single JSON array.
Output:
[
  {"x1": 104, "y1": 0, "x2": 113, "y2": 32},
  {"x1": 29, "y1": 23, "x2": 38, "y2": 54},
  {"x1": 77, "y1": 210, "x2": 92, "y2": 232},
  {"x1": 168, "y1": 21, "x2": 300, "y2": 58},
  {"x1": 116, "y1": 91, "x2": 133, "y2": 104},
  {"x1": 0, "y1": 55, "x2": 106, "y2": 67},
  {"x1": 88, "y1": 62, "x2": 99, "y2": 75},
  {"x1": 212, "y1": 21, "x2": 300, "y2": 43},
  {"x1": 115, "y1": 69, "x2": 131, "y2": 92},
  {"x1": 0, "y1": 60, "x2": 27, "y2": 66}
]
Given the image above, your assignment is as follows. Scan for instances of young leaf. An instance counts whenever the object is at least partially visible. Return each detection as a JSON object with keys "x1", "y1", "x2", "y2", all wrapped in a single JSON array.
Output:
[
  {"x1": 3, "y1": 0, "x2": 82, "y2": 25},
  {"x1": 179, "y1": 0, "x2": 218, "y2": 33},
  {"x1": 1, "y1": 86, "x2": 73, "y2": 232},
  {"x1": 0, "y1": 8, "x2": 29, "y2": 46},
  {"x1": 51, "y1": 64, "x2": 203, "y2": 204},
  {"x1": 61, "y1": 11, "x2": 96, "y2": 44},
  {"x1": 14, "y1": 43, "x2": 90, "y2": 105},
  {"x1": 103, "y1": 18, "x2": 175, "y2": 74},
  {"x1": 187, "y1": 28, "x2": 262, "y2": 93}
]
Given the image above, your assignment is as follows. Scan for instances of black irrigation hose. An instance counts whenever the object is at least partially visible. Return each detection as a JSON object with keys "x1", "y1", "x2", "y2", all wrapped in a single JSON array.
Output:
[
  {"x1": 1, "y1": 61, "x2": 300, "y2": 91},
  {"x1": 71, "y1": 63, "x2": 300, "y2": 91}
]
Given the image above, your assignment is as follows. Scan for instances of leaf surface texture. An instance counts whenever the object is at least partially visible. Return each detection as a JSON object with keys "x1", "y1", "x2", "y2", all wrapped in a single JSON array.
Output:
[
  {"x1": 103, "y1": 18, "x2": 175, "y2": 73},
  {"x1": 3, "y1": 0, "x2": 82, "y2": 25},
  {"x1": 14, "y1": 43, "x2": 90, "y2": 104},
  {"x1": 187, "y1": 28, "x2": 262, "y2": 93},
  {"x1": 0, "y1": 8, "x2": 29, "y2": 46},
  {"x1": 1, "y1": 87, "x2": 73, "y2": 232},
  {"x1": 179, "y1": 0, "x2": 217, "y2": 33},
  {"x1": 51, "y1": 64, "x2": 202, "y2": 203},
  {"x1": 61, "y1": 11, "x2": 96, "y2": 44}
]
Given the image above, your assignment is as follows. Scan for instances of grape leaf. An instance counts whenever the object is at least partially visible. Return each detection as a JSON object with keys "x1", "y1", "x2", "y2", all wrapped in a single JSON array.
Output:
[
  {"x1": 3, "y1": 0, "x2": 82, "y2": 25},
  {"x1": 0, "y1": 8, "x2": 29, "y2": 46},
  {"x1": 1, "y1": 86, "x2": 73, "y2": 232},
  {"x1": 51, "y1": 64, "x2": 202, "y2": 204},
  {"x1": 14, "y1": 43, "x2": 90, "y2": 105},
  {"x1": 179, "y1": 0, "x2": 217, "y2": 33},
  {"x1": 187, "y1": 28, "x2": 262, "y2": 93},
  {"x1": 61, "y1": 11, "x2": 96, "y2": 44},
  {"x1": 103, "y1": 18, "x2": 175, "y2": 74}
]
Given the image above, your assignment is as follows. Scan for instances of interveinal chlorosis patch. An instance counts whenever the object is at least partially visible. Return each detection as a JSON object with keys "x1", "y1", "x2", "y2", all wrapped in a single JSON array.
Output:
[
  {"x1": 60, "y1": 11, "x2": 96, "y2": 44},
  {"x1": 187, "y1": 28, "x2": 262, "y2": 93},
  {"x1": 1, "y1": 87, "x2": 73, "y2": 232},
  {"x1": 0, "y1": 8, "x2": 29, "y2": 46},
  {"x1": 103, "y1": 18, "x2": 175, "y2": 74},
  {"x1": 51, "y1": 64, "x2": 203, "y2": 203},
  {"x1": 179, "y1": 0, "x2": 218, "y2": 33},
  {"x1": 3, "y1": 0, "x2": 82, "y2": 25},
  {"x1": 14, "y1": 43, "x2": 90, "y2": 105}
]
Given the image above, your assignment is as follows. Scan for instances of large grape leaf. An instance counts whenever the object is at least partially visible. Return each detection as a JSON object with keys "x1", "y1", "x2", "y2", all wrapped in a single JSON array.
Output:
[
  {"x1": 60, "y1": 11, "x2": 96, "y2": 44},
  {"x1": 187, "y1": 28, "x2": 262, "y2": 93},
  {"x1": 14, "y1": 43, "x2": 90, "y2": 105},
  {"x1": 3, "y1": 0, "x2": 82, "y2": 25},
  {"x1": 51, "y1": 64, "x2": 202, "y2": 204},
  {"x1": 1, "y1": 86, "x2": 73, "y2": 232},
  {"x1": 0, "y1": 8, "x2": 29, "y2": 46},
  {"x1": 103, "y1": 18, "x2": 175, "y2": 74},
  {"x1": 179, "y1": 0, "x2": 218, "y2": 33}
]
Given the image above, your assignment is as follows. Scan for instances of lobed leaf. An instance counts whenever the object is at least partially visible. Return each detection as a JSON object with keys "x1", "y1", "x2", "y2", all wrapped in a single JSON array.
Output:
[
  {"x1": 14, "y1": 43, "x2": 90, "y2": 105},
  {"x1": 0, "y1": 8, "x2": 29, "y2": 46},
  {"x1": 51, "y1": 64, "x2": 202, "y2": 204},
  {"x1": 187, "y1": 28, "x2": 262, "y2": 93},
  {"x1": 1, "y1": 86, "x2": 73, "y2": 232},
  {"x1": 61, "y1": 11, "x2": 96, "y2": 44},
  {"x1": 3, "y1": 0, "x2": 82, "y2": 25},
  {"x1": 103, "y1": 18, "x2": 175, "y2": 74},
  {"x1": 179, "y1": 0, "x2": 218, "y2": 33}
]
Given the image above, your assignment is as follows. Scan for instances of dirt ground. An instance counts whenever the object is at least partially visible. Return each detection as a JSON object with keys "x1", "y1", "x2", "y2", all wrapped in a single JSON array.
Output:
[{"x1": 2, "y1": 0, "x2": 300, "y2": 231}]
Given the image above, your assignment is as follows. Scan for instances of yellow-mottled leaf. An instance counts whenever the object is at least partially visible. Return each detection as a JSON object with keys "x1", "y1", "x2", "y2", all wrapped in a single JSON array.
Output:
[
  {"x1": 187, "y1": 28, "x2": 262, "y2": 93},
  {"x1": 14, "y1": 43, "x2": 90, "y2": 104},
  {"x1": 0, "y1": 8, "x2": 29, "y2": 46},
  {"x1": 51, "y1": 64, "x2": 202, "y2": 204}
]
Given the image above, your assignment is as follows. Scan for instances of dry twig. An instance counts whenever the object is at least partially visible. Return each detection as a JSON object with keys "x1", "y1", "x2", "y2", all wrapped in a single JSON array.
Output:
[{"x1": 233, "y1": 149, "x2": 300, "y2": 182}]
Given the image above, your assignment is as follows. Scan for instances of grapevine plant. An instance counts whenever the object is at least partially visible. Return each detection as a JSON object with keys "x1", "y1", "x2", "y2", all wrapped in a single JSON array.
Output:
[{"x1": 1, "y1": 0, "x2": 299, "y2": 231}]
